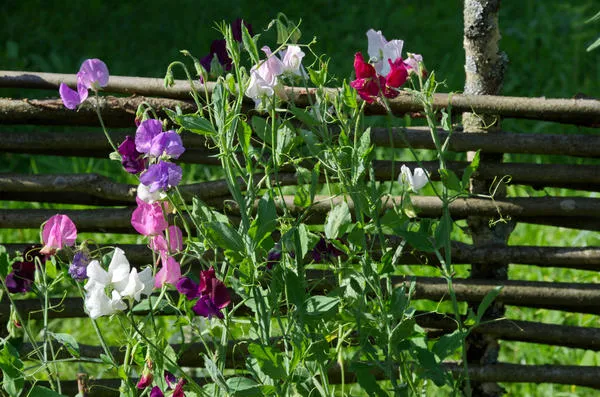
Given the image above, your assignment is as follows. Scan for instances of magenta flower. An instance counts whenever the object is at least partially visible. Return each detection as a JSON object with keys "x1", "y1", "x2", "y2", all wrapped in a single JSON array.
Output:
[
  {"x1": 154, "y1": 252, "x2": 182, "y2": 288},
  {"x1": 131, "y1": 198, "x2": 169, "y2": 236},
  {"x1": 350, "y1": 52, "x2": 384, "y2": 103},
  {"x1": 117, "y1": 136, "x2": 146, "y2": 174},
  {"x1": 136, "y1": 370, "x2": 153, "y2": 389},
  {"x1": 40, "y1": 214, "x2": 77, "y2": 255},
  {"x1": 382, "y1": 58, "x2": 409, "y2": 99},
  {"x1": 139, "y1": 161, "x2": 183, "y2": 193},
  {"x1": 150, "y1": 225, "x2": 183, "y2": 253},
  {"x1": 150, "y1": 386, "x2": 164, "y2": 397},
  {"x1": 59, "y1": 59, "x2": 109, "y2": 109},
  {"x1": 176, "y1": 267, "x2": 231, "y2": 319}
]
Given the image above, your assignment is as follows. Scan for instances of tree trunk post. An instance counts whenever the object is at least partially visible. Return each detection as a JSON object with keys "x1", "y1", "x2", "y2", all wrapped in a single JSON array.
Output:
[{"x1": 463, "y1": 1, "x2": 513, "y2": 396}]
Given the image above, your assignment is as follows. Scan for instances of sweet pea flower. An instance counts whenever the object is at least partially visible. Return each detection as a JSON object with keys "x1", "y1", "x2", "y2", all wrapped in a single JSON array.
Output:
[
  {"x1": 135, "y1": 119, "x2": 163, "y2": 154},
  {"x1": 40, "y1": 214, "x2": 77, "y2": 255},
  {"x1": 150, "y1": 225, "x2": 183, "y2": 253},
  {"x1": 84, "y1": 248, "x2": 154, "y2": 319},
  {"x1": 350, "y1": 52, "x2": 384, "y2": 103},
  {"x1": 6, "y1": 245, "x2": 45, "y2": 293},
  {"x1": 311, "y1": 237, "x2": 345, "y2": 263},
  {"x1": 147, "y1": 131, "x2": 185, "y2": 159},
  {"x1": 59, "y1": 59, "x2": 109, "y2": 109},
  {"x1": 139, "y1": 161, "x2": 183, "y2": 193},
  {"x1": 137, "y1": 183, "x2": 167, "y2": 204},
  {"x1": 245, "y1": 46, "x2": 285, "y2": 107},
  {"x1": 404, "y1": 53, "x2": 425, "y2": 76},
  {"x1": 176, "y1": 267, "x2": 231, "y2": 319},
  {"x1": 131, "y1": 197, "x2": 169, "y2": 236},
  {"x1": 117, "y1": 136, "x2": 146, "y2": 174},
  {"x1": 382, "y1": 58, "x2": 409, "y2": 99},
  {"x1": 279, "y1": 45, "x2": 307, "y2": 77},
  {"x1": 399, "y1": 164, "x2": 429, "y2": 192},
  {"x1": 69, "y1": 250, "x2": 90, "y2": 281},
  {"x1": 200, "y1": 19, "x2": 252, "y2": 75},
  {"x1": 154, "y1": 252, "x2": 182, "y2": 288},
  {"x1": 366, "y1": 29, "x2": 404, "y2": 76},
  {"x1": 150, "y1": 386, "x2": 164, "y2": 397}
]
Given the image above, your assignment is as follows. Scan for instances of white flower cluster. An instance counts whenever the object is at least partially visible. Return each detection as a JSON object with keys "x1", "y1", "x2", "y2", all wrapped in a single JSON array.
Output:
[{"x1": 84, "y1": 248, "x2": 154, "y2": 319}]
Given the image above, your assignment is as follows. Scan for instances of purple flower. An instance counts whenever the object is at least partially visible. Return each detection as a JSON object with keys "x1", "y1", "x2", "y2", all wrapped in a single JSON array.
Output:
[
  {"x1": 311, "y1": 237, "x2": 344, "y2": 263},
  {"x1": 147, "y1": 131, "x2": 185, "y2": 159},
  {"x1": 232, "y1": 18, "x2": 253, "y2": 42},
  {"x1": 176, "y1": 267, "x2": 231, "y2": 319},
  {"x1": 164, "y1": 371, "x2": 178, "y2": 389},
  {"x1": 6, "y1": 245, "x2": 44, "y2": 293},
  {"x1": 200, "y1": 19, "x2": 253, "y2": 74},
  {"x1": 135, "y1": 119, "x2": 163, "y2": 154},
  {"x1": 69, "y1": 251, "x2": 89, "y2": 281},
  {"x1": 117, "y1": 136, "x2": 146, "y2": 174},
  {"x1": 139, "y1": 161, "x2": 182, "y2": 193},
  {"x1": 150, "y1": 386, "x2": 164, "y2": 397},
  {"x1": 59, "y1": 59, "x2": 109, "y2": 109}
]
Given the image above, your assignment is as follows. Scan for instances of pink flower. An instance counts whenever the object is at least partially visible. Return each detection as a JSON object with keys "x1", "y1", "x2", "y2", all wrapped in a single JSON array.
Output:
[
  {"x1": 149, "y1": 225, "x2": 183, "y2": 253},
  {"x1": 245, "y1": 46, "x2": 285, "y2": 107},
  {"x1": 154, "y1": 253, "x2": 182, "y2": 288},
  {"x1": 136, "y1": 370, "x2": 154, "y2": 389},
  {"x1": 131, "y1": 198, "x2": 168, "y2": 236},
  {"x1": 59, "y1": 59, "x2": 109, "y2": 109},
  {"x1": 40, "y1": 215, "x2": 77, "y2": 255},
  {"x1": 404, "y1": 53, "x2": 426, "y2": 76}
]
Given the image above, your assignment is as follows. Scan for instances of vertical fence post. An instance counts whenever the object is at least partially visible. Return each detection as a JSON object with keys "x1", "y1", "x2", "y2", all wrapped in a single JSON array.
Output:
[{"x1": 463, "y1": 1, "x2": 513, "y2": 396}]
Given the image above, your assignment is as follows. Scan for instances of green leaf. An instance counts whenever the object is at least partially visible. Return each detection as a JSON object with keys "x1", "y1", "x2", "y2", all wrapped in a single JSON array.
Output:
[
  {"x1": 227, "y1": 377, "x2": 262, "y2": 396},
  {"x1": 461, "y1": 150, "x2": 480, "y2": 189},
  {"x1": 342, "y1": 79, "x2": 357, "y2": 109},
  {"x1": 324, "y1": 201, "x2": 351, "y2": 240},
  {"x1": 432, "y1": 329, "x2": 467, "y2": 361},
  {"x1": 175, "y1": 114, "x2": 216, "y2": 136},
  {"x1": 0, "y1": 343, "x2": 24, "y2": 397},
  {"x1": 28, "y1": 385, "x2": 64, "y2": 397},
  {"x1": 247, "y1": 343, "x2": 287, "y2": 380},
  {"x1": 289, "y1": 105, "x2": 319, "y2": 128},
  {"x1": 438, "y1": 169, "x2": 462, "y2": 192},
  {"x1": 205, "y1": 355, "x2": 229, "y2": 391},
  {"x1": 241, "y1": 22, "x2": 259, "y2": 64},
  {"x1": 476, "y1": 286, "x2": 503, "y2": 324},
  {"x1": 396, "y1": 230, "x2": 434, "y2": 253},
  {"x1": 249, "y1": 194, "x2": 278, "y2": 243},
  {"x1": 48, "y1": 332, "x2": 80, "y2": 358},
  {"x1": 350, "y1": 362, "x2": 388, "y2": 397},
  {"x1": 587, "y1": 36, "x2": 600, "y2": 52},
  {"x1": 251, "y1": 115, "x2": 270, "y2": 144},
  {"x1": 305, "y1": 295, "x2": 338, "y2": 318},
  {"x1": 0, "y1": 246, "x2": 9, "y2": 278},
  {"x1": 237, "y1": 119, "x2": 252, "y2": 155},
  {"x1": 434, "y1": 212, "x2": 453, "y2": 250},
  {"x1": 205, "y1": 222, "x2": 244, "y2": 252}
]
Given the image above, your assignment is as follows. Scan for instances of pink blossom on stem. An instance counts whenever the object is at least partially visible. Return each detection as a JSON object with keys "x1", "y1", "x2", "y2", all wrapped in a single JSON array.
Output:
[
  {"x1": 349, "y1": 52, "x2": 384, "y2": 103},
  {"x1": 131, "y1": 198, "x2": 169, "y2": 236},
  {"x1": 40, "y1": 214, "x2": 77, "y2": 255},
  {"x1": 150, "y1": 225, "x2": 183, "y2": 253},
  {"x1": 154, "y1": 252, "x2": 182, "y2": 288},
  {"x1": 383, "y1": 58, "x2": 409, "y2": 99}
]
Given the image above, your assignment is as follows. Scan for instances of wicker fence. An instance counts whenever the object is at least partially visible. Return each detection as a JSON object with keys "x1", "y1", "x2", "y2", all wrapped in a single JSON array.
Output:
[{"x1": 2, "y1": 8, "x2": 600, "y2": 397}]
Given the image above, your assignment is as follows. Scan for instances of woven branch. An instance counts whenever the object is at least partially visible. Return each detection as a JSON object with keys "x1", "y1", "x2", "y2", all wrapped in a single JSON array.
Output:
[
  {"x1": 2, "y1": 71, "x2": 600, "y2": 125},
  {"x1": 2, "y1": 196, "x2": 600, "y2": 233},
  {"x1": 4, "y1": 275, "x2": 599, "y2": 322},
  {"x1": 4, "y1": 127, "x2": 600, "y2": 159},
  {"x1": 371, "y1": 127, "x2": 600, "y2": 158}
]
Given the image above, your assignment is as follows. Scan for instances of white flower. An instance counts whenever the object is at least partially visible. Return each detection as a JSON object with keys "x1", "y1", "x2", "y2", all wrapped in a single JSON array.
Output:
[
  {"x1": 137, "y1": 183, "x2": 166, "y2": 204},
  {"x1": 279, "y1": 45, "x2": 307, "y2": 77},
  {"x1": 83, "y1": 248, "x2": 154, "y2": 319},
  {"x1": 366, "y1": 29, "x2": 404, "y2": 76},
  {"x1": 245, "y1": 46, "x2": 285, "y2": 108},
  {"x1": 399, "y1": 164, "x2": 429, "y2": 192}
]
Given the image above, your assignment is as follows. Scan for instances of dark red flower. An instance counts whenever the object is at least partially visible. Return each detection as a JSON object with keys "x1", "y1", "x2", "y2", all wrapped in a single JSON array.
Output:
[
  {"x1": 383, "y1": 58, "x2": 409, "y2": 99},
  {"x1": 350, "y1": 52, "x2": 385, "y2": 103},
  {"x1": 176, "y1": 267, "x2": 231, "y2": 319},
  {"x1": 6, "y1": 245, "x2": 44, "y2": 293},
  {"x1": 311, "y1": 237, "x2": 345, "y2": 263}
]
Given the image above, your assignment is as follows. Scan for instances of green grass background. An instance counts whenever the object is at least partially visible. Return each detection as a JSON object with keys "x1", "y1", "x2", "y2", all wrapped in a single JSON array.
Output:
[{"x1": 1, "y1": 0, "x2": 600, "y2": 395}]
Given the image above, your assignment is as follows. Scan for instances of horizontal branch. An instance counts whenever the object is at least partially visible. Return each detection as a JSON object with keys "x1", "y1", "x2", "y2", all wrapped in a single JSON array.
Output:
[
  {"x1": 0, "y1": 96, "x2": 196, "y2": 128},
  {"x1": 372, "y1": 127, "x2": 600, "y2": 157},
  {"x1": 2, "y1": 71, "x2": 600, "y2": 125},
  {"x1": 2, "y1": 196, "x2": 600, "y2": 233}
]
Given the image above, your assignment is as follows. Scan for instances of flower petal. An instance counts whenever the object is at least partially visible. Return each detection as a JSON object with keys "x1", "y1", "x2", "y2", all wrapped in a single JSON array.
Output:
[{"x1": 59, "y1": 83, "x2": 82, "y2": 110}]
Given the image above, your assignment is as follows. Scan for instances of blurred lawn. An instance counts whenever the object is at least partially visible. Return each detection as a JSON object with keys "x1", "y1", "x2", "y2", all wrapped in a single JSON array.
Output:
[{"x1": 2, "y1": 1, "x2": 600, "y2": 395}]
